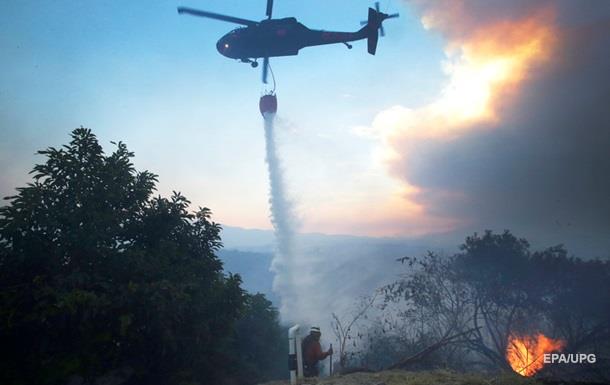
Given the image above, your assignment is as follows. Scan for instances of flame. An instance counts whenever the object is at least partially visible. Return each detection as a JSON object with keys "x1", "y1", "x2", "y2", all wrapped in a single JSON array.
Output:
[{"x1": 506, "y1": 333, "x2": 566, "y2": 376}]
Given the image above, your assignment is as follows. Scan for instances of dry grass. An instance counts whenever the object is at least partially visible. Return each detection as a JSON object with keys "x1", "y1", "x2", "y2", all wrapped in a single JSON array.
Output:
[{"x1": 259, "y1": 369, "x2": 541, "y2": 385}]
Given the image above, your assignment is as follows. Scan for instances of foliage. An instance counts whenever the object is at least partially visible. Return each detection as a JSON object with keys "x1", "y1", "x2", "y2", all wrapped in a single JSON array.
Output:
[
  {"x1": 354, "y1": 231, "x2": 610, "y2": 374},
  {"x1": 230, "y1": 293, "x2": 288, "y2": 384},
  {"x1": 331, "y1": 293, "x2": 379, "y2": 370},
  {"x1": 0, "y1": 128, "x2": 286, "y2": 385}
]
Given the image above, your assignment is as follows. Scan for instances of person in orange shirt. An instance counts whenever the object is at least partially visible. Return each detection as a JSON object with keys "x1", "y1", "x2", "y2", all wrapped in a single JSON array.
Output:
[{"x1": 301, "y1": 326, "x2": 333, "y2": 377}]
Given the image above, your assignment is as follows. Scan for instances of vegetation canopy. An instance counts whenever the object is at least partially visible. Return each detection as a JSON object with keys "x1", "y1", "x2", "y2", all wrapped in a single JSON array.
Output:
[{"x1": 0, "y1": 128, "x2": 284, "y2": 385}]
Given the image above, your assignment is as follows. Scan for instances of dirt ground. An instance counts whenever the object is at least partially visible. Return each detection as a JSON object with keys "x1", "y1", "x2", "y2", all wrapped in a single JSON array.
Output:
[{"x1": 259, "y1": 369, "x2": 542, "y2": 385}]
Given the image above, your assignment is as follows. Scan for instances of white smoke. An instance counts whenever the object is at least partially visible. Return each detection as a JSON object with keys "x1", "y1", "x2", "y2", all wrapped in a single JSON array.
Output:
[
  {"x1": 261, "y1": 114, "x2": 429, "y2": 330},
  {"x1": 262, "y1": 112, "x2": 301, "y2": 322}
]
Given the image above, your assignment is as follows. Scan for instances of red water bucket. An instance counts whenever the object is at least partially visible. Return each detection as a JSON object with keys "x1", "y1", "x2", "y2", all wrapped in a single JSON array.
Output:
[{"x1": 259, "y1": 93, "x2": 277, "y2": 116}]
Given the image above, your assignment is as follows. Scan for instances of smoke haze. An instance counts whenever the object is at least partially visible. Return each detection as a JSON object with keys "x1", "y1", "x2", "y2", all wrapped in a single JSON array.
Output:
[
  {"x1": 265, "y1": 0, "x2": 610, "y2": 330},
  {"x1": 366, "y1": 0, "x2": 610, "y2": 257}
]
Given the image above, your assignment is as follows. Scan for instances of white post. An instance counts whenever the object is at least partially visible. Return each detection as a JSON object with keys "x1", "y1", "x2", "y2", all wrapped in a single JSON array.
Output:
[
  {"x1": 296, "y1": 333, "x2": 304, "y2": 379},
  {"x1": 288, "y1": 325, "x2": 300, "y2": 385}
]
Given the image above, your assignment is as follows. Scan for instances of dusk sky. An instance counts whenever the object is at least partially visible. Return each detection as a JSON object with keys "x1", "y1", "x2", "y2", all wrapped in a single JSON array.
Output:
[
  {"x1": 1, "y1": 0, "x2": 444, "y2": 233},
  {"x1": 2, "y1": 0, "x2": 609, "y2": 258}
]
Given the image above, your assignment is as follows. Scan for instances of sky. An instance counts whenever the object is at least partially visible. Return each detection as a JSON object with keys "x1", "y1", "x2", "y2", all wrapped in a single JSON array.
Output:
[
  {"x1": 0, "y1": 0, "x2": 444, "y2": 231},
  {"x1": 2, "y1": 0, "x2": 610, "y2": 259}
]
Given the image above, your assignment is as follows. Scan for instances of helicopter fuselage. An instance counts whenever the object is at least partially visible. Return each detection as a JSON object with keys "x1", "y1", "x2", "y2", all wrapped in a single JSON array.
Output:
[{"x1": 216, "y1": 18, "x2": 366, "y2": 60}]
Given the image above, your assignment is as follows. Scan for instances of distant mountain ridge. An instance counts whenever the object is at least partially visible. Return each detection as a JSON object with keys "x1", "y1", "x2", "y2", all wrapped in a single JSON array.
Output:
[
  {"x1": 217, "y1": 225, "x2": 452, "y2": 317},
  {"x1": 218, "y1": 248, "x2": 279, "y2": 304}
]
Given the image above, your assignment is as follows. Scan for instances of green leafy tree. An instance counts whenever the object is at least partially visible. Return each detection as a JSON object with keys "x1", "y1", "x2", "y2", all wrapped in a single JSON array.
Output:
[
  {"x1": 229, "y1": 293, "x2": 287, "y2": 384},
  {"x1": 0, "y1": 128, "x2": 248, "y2": 384}
]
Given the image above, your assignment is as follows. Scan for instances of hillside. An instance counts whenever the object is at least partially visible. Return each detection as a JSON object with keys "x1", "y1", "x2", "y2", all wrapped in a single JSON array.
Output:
[
  {"x1": 218, "y1": 248, "x2": 279, "y2": 303},
  {"x1": 259, "y1": 370, "x2": 541, "y2": 385}
]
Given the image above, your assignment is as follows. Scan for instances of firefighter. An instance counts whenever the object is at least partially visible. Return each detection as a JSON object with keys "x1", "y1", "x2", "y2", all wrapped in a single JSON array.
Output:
[{"x1": 301, "y1": 326, "x2": 333, "y2": 377}]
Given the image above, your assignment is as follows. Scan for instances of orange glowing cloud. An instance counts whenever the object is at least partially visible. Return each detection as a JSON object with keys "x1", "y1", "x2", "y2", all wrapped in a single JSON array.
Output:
[
  {"x1": 362, "y1": 2, "x2": 558, "y2": 235},
  {"x1": 308, "y1": 182, "x2": 461, "y2": 237}
]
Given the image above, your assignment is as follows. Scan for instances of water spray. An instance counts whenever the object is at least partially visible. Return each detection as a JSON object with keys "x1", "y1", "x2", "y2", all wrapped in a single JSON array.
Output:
[{"x1": 260, "y1": 89, "x2": 300, "y2": 321}]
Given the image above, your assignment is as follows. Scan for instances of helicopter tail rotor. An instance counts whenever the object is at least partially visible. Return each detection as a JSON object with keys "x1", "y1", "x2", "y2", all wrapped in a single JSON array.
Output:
[
  {"x1": 366, "y1": 8, "x2": 380, "y2": 55},
  {"x1": 361, "y1": 2, "x2": 399, "y2": 55}
]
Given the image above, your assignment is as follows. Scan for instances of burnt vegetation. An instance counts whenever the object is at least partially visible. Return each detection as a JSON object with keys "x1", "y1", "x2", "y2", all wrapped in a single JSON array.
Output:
[{"x1": 336, "y1": 232, "x2": 610, "y2": 382}]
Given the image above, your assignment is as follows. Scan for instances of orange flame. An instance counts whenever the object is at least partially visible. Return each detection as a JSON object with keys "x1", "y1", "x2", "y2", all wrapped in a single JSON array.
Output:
[{"x1": 506, "y1": 333, "x2": 566, "y2": 376}]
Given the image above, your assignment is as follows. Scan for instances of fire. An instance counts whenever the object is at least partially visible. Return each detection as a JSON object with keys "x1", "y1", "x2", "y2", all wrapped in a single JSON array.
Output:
[{"x1": 506, "y1": 333, "x2": 566, "y2": 376}]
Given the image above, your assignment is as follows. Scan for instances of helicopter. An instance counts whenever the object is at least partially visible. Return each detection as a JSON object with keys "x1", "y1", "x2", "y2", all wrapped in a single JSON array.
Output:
[{"x1": 177, "y1": 1, "x2": 398, "y2": 84}]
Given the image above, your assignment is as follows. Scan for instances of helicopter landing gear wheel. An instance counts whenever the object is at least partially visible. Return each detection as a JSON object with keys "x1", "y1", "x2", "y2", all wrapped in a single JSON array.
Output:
[{"x1": 251, "y1": 61, "x2": 259, "y2": 68}]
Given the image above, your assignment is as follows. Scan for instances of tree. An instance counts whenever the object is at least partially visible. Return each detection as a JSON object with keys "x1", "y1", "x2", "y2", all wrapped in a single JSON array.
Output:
[
  {"x1": 378, "y1": 230, "x2": 610, "y2": 375},
  {"x1": 453, "y1": 231, "x2": 541, "y2": 369},
  {"x1": 530, "y1": 248, "x2": 610, "y2": 357},
  {"x1": 331, "y1": 292, "x2": 378, "y2": 370},
  {"x1": 229, "y1": 293, "x2": 288, "y2": 384},
  {"x1": 0, "y1": 128, "x2": 248, "y2": 384},
  {"x1": 382, "y1": 251, "x2": 478, "y2": 370}
]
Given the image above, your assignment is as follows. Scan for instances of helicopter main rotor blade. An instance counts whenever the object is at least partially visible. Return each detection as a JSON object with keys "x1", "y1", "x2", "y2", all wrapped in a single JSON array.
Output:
[
  {"x1": 381, "y1": 12, "x2": 399, "y2": 36},
  {"x1": 266, "y1": 0, "x2": 273, "y2": 19},
  {"x1": 177, "y1": 7, "x2": 258, "y2": 26},
  {"x1": 262, "y1": 57, "x2": 270, "y2": 84}
]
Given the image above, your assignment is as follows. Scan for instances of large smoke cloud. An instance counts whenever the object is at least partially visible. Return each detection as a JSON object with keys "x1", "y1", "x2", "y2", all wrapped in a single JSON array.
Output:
[{"x1": 371, "y1": 0, "x2": 610, "y2": 257}]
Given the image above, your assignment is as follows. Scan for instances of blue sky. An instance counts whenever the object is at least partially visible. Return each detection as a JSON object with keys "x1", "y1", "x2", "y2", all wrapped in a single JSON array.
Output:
[{"x1": 1, "y1": 0, "x2": 446, "y2": 233}]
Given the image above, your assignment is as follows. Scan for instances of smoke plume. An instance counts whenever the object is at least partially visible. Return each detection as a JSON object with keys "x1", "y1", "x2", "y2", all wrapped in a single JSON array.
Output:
[{"x1": 366, "y1": 0, "x2": 610, "y2": 256}]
